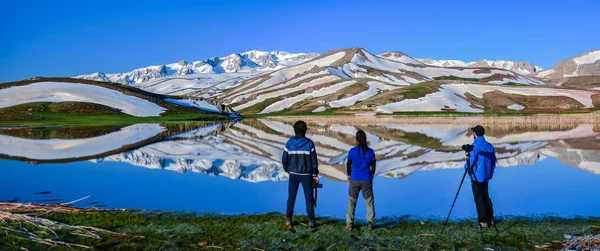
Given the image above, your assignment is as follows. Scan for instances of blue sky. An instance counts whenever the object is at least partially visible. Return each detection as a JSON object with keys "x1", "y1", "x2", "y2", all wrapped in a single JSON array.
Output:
[{"x1": 1, "y1": 0, "x2": 599, "y2": 82}]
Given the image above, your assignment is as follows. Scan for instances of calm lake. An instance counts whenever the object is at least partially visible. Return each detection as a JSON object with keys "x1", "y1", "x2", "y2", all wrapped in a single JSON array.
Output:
[{"x1": 1, "y1": 117, "x2": 600, "y2": 219}]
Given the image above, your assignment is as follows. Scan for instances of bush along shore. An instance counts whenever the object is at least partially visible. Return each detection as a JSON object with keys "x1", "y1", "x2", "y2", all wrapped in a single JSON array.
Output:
[{"x1": 0, "y1": 203, "x2": 599, "y2": 250}]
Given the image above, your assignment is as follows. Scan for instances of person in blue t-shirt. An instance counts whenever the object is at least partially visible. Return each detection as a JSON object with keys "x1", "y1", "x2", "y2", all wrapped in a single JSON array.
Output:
[{"x1": 345, "y1": 130, "x2": 376, "y2": 230}]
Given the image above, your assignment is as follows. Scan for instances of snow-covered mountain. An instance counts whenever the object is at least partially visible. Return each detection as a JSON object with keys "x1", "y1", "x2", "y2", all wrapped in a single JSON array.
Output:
[
  {"x1": 534, "y1": 49, "x2": 600, "y2": 79},
  {"x1": 65, "y1": 47, "x2": 600, "y2": 115},
  {"x1": 74, "y1": 50, "x2": 319, "y2": 85},
  {"x1": 219, "y1": 47, "x2": 546, "y2": 114},
  {"x1": 408, "y1": 58, "x2": 543, "y2": 75}
]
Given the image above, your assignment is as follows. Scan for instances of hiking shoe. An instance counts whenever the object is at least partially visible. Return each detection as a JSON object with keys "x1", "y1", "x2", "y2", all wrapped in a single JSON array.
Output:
[
  {"x1": 285, "y1": 218, "x2": 292, "y2": 227},
  {"x1": 473, "y1": 222, "x2": 488, "y2": 228},
  {"x1": 368, "y1": 222, "x2": 375, "y2": 230},
  {"x1": 345, "y1": 223, "x2": 353, "y2": 230},
  {"x1": 308, "y1": 221, "x2": 315, "y2": 229}
]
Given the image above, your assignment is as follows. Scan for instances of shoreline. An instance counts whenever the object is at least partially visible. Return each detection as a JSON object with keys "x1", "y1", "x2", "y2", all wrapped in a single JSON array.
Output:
[
  {"x1": 267, "y1": 113, "x2": 600, "y2": 128},
  {"x1": 1, "y1": 203, "x2": 599, "y2": 250}
]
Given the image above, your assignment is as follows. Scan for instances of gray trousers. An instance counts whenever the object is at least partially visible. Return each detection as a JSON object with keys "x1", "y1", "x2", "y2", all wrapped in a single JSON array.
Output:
[{"x1": 346, "y1": 179, "x2": 375, "y2": 224}]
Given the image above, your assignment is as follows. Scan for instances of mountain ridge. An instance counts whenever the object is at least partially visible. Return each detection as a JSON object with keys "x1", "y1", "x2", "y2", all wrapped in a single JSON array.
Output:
[{"x1": 75, "y1": 50, "x2": 319, "y2": 85}]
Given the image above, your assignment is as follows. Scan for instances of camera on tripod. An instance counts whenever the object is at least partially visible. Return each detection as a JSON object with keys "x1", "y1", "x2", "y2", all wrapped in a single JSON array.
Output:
[{"x1": 461, "y1": 144, "x2": 474, "y2": 152}]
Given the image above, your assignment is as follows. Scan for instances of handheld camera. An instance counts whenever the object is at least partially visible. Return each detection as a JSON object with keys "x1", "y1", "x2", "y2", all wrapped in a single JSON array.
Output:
[{"x1": 461, "y1": 144, "x2": 474, "y2": 152}]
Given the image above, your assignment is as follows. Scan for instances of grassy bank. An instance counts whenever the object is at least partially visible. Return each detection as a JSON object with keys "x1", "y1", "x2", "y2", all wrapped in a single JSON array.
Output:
[
  {"x1": 1, "y1": 205, "x2": 598, "y2": 250},
  {"x1": 0, "y1": 112, "x2": 226, "y2": 127}
]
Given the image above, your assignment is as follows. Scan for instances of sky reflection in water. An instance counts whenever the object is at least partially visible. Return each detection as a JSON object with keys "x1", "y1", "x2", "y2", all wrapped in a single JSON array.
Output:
[{"x1": 1, "y1": 119, "x2": 599, "y2": 219}]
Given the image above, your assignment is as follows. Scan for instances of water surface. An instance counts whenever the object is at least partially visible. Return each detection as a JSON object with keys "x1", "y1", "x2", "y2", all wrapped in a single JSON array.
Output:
[{"x1": 1, "y1": 118, "x2": 599, "y2": 219}]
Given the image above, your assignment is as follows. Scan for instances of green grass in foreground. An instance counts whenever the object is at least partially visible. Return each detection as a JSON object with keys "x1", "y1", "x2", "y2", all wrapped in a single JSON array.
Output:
[{"x1": 1, "y1": 211, "x2": 598, "y2": 250}]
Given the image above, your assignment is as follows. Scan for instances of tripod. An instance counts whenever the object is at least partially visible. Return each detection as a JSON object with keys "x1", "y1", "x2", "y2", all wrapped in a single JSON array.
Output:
[{"x1": 440, "y1": 152, "x2": 498, "y2": 237}]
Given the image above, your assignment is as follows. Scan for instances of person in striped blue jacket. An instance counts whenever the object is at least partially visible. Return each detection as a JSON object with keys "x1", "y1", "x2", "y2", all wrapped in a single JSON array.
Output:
[{"x1": 282, "y1": 120, "x2": 319, "y2": 229}]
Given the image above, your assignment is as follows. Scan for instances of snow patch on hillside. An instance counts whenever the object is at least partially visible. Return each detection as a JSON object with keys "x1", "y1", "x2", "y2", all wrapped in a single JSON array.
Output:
[
  {"x1": 376, "y1": 87, "x2": 482, "y2": 113},
  {"x1": 444, "y1": 83, "x2": 597, "y2": 107},
  {"x1": 312, "y1": 106, "x2": 327, "y2": 112},
  {"x1": 0, "y1": 82, "x2": 166, "y2": 116},
  {"x1": 267, "y1": 51, "x2": 346, "y2": 83},
  {"x1": 330, "y1": 86, "x2": 380, "y2": 108},
  {"x1": 573, "y1": 50, "x2": 600, "y2": 64},
  {"x1": 535, "y1": 69, "x2": 555, "y2": 78},
  {"x1": 507, "y1": 104, "x2": 525, "y2": 110},
  {"x1": 165, "y1": 98, "x2": 221, "y2": 113}
]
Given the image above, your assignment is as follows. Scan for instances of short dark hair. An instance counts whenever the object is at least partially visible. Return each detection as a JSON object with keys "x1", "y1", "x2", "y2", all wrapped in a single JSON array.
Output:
[
  {"x1": 471, "y1": 125, "x2": 485, "y2": 137},
  {"x1": 294, "y1": 120, "x2": 307, "y2": 137}
]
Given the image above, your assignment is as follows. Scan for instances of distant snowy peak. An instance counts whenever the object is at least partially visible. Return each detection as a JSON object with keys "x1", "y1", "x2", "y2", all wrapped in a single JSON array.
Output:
[
  {"x1": 535, "y1": 49, "x2": 600, "y2": 79},
  {"x1": 415, "y1": 58, "x2": 543, "y2": 75},
  {"x1": 75, "y1": 50, "x2": 319, "y2": 85},
  {"x1": 377, "y1": 51, "x2": 423, "y2": 65}
]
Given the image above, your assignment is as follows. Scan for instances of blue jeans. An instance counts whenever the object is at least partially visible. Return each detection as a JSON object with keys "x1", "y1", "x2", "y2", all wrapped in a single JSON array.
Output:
[{"x1": 286, "y1": 174, "x2": 315, "y2": 221}]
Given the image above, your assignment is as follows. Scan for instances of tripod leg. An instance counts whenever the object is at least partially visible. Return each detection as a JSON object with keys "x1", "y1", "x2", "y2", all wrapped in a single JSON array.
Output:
[
  {"x1": 440, "y1": 169, "x2": 469, "y2": 234},
  {"x1": 493, "y1": 224, "x2": 499, "y2": 235}
]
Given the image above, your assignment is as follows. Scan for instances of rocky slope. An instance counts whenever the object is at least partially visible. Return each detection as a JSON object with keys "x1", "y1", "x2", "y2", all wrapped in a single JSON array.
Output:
[{"x1": 535, "y1": 50, "x2": 600, "y2": 79}]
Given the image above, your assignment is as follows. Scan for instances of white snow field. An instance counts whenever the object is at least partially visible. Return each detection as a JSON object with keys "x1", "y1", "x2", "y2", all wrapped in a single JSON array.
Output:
[
  {"x1": 0, "y1": 124, "x2": 166, "y2": 160},
  {"x1": 0, "y1": 82, "x2": 166, "y2": 116},
  {"x1": 535, "y1": 69, "x2": 555, "y2": 78},
  {"x1": 573, "y1": 50, "x2": 600, "y2": 64},
  {"x1": 330, "y1": 86, "x2": 381, "y2": 108},
  {"x1": 312, "y1": 106, "x2": 327, "y2": 113},
  {"x1": 376, "y1": 87, "x2": 482, "y2": 113},
  {"x1": 165, "y1": 98, "x2": 221, "y2": 113},
  {"x1": 257, "y1": 79, "x2": 355, "y2": 114},
  {"x1": 376, "y1": 83, "x2": 599, "y2": 113}
]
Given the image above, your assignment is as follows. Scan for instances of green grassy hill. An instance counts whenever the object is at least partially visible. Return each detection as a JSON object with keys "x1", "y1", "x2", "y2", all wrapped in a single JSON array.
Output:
[{"x1": 0, "y1": 77, "x2": 229, "y2": 126}]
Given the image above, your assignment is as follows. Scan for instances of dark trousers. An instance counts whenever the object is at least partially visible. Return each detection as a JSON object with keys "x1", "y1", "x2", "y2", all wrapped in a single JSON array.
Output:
[
  {"x1": 471, "y1": 181, "x2": 494, "y2": 224},
  {"x1": 286, "y1": 174, "x2": 315, "y2": 221}
]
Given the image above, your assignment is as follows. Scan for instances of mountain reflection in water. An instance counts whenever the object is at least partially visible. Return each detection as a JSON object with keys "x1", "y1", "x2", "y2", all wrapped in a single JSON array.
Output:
[{"x1": 1, "y1": 118, "x2": 599, "y2": 217}]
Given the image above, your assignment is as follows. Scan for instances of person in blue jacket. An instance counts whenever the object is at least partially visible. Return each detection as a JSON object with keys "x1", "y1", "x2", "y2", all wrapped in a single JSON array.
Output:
[
  {"x1": 345, "y1": 130, "x2": 376, "y2": 230},
  {"x1": 465, "y1": 125, "x2": 497, "y2": 228},
  {"x1": 282, "y1": 121, "x2": 319, "y2": 229}
]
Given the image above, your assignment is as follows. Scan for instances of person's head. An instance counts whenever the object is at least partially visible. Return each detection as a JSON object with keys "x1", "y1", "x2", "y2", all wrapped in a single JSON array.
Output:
[
  {"x1": 471, "y1": 125, "x2": 485, "y2": 138},
  {"x1": 294, "y1": 120, "x2": 307, "y2": 137},
  {"x1": 355, "y1": 130, "x2": 368, "y2": 150}
]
